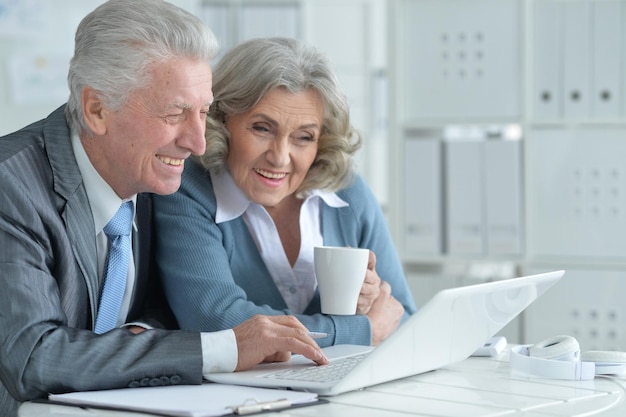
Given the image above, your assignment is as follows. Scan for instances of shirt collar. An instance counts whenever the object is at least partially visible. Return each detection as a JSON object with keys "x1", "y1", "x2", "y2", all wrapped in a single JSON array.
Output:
[
  {"x1": 71, "y1": 132, "x2": 137, "y2": 234},
  {"x1": 211, "y1": 169, "x2": 349, "y2": 224}
]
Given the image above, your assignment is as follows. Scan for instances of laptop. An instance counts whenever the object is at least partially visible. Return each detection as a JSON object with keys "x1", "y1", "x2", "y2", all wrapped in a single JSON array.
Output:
[{"x1": 207, "y1": 270, "x2": 564, "y2": 396}]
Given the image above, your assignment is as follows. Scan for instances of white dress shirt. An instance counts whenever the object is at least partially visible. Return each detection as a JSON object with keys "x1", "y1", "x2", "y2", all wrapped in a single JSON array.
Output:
[
  {"x1": 71, "y1": 133, "x2": 236, "y2": 374},
  {"x1": 71, "y1": 133, "x2": 137, "y2": 326}
]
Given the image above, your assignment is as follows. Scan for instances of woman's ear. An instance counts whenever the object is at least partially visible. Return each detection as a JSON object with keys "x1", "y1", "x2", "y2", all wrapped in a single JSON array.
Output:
[{"x1": 81, "y1": 87, "x2": 107, "y2": 135}]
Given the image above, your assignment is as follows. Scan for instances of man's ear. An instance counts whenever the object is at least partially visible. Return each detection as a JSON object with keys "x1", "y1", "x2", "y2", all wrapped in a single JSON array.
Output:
[{"x1": 82, "y1": 87, "x2": 107, "y2": 135}]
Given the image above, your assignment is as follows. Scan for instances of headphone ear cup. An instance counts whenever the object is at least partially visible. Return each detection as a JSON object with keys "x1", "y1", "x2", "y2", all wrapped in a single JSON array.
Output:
[
  {"x1": 581, "y1": 350, "x2": 626, "y2": 376},
  {"x1": 509, "y1": 337, "x2": 596, "y2": 380},
  {"x1": 581, "y1": 350, "x2": 626, "y2": 364},
  {"x1": 529, "y1": 335, "x2": 580, "y2": 360}
]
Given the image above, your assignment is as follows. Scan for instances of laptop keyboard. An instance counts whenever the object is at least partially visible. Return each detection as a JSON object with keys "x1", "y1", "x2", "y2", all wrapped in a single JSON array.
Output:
[{"x1": 263, "y1": 353, "x2": 369, "y2": 383}]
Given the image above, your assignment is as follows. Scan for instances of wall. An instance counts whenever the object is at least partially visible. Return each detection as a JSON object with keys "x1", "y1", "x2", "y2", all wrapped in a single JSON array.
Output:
[{"x1": 0, "y1": 0, "x2": 101, "y2": 135}]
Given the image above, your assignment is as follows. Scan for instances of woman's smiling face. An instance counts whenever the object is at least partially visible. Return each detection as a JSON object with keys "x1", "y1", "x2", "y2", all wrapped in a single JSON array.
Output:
[{"x1": 226, "y1": 87, "x2": 323, "y2": 209}]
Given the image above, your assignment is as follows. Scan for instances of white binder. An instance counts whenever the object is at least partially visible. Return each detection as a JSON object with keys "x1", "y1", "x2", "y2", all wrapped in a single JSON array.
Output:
[
  {"x1": 404, "y1": 137, "x2": 442, "y2": 257},
  {"x1": 532, "y1": 0, "x2": 562, "y2": 121},
  {"x1": 591, "y1": 0, "x2": 622, "y2": 120},
  {"x1": 562, "y1": 1, "x2": 591, "y2": 119},
  {"x1": 445, "y1": 139, "x2": 484, "y2": 256},
  {"x1": 484, "y1": 140, "x2": 523, "y2": 256}
]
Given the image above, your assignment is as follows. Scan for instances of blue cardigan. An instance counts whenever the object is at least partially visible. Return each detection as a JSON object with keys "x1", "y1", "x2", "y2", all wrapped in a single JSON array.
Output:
[{"x1": 153, "y1": 159, "x2": 417, "y2": 347}]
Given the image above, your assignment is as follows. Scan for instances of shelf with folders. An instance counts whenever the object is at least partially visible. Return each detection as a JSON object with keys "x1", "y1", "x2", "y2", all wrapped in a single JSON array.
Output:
[
  {"x1": 398, "y1": 125, "x2": 525, "y2": 265},
  {"x1": 388, "y1": 0, "x2": 626, "y2": 267},
  {"x1": 389, "y1": 0, "x2": 626, "y2": 350},
  {"x1": 387, "y1": 0, "x2": 525, "y2": 266},
  {"x1": 527, "y1": 0, "x2": 626, "y2": 127}
]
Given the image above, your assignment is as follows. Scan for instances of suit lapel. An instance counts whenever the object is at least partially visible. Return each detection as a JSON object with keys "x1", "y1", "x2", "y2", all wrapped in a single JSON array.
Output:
[{"x1": 45, "y1": 106, "x2": 100, "y2": 322}]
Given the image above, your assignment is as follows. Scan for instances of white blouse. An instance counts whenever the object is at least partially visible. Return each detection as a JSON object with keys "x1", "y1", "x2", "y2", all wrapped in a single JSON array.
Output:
[{"x1": 212, "y1": 169, "x2": 348, "y2": 313}]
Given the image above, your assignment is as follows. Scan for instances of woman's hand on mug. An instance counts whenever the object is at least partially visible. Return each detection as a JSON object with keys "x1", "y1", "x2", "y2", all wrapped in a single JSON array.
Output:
[
  {"x1": 356, "y1": 250, "x2": 381, "y2": 315},
  {"x1": 367, "y1": 281, "x2": 404, "y2": 345}
]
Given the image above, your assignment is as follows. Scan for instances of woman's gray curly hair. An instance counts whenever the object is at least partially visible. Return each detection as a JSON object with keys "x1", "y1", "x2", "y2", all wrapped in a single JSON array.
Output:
[{"x1": 199, "y1": 37, "x2": 361, "y2": 196}]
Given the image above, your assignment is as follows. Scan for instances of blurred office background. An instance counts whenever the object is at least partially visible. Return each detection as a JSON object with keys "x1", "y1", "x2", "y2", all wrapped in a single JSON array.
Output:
[{"x1": 1, "y1": 0, "x2": 625, "y2": 350}]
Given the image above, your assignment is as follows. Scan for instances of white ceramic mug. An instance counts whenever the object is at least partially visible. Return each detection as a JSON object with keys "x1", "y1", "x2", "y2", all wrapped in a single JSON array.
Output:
[{"x1": 314, "y1": 246, "x2": 370, "y2": 315}]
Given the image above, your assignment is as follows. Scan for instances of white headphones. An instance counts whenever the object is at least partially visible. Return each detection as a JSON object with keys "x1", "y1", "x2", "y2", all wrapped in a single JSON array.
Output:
[{"x1": 509, "y1": 335, "x2": 626, "y2": 380}]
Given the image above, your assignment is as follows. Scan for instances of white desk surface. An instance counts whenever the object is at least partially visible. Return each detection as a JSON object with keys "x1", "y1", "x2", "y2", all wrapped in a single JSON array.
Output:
[{"x1": 19, "y1": 345, "x2": 626, "y2": 417}]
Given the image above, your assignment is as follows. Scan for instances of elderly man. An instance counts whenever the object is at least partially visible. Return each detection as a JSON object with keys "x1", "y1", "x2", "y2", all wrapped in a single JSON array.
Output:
[{"x1": 0, "y1": 1, "x2": 326, "y2": 415}]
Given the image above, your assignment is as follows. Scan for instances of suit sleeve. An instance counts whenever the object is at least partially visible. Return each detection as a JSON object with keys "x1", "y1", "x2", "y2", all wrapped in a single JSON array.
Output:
[{"x1": 0, "y1": 160, "x2": 203, "y2": 403}]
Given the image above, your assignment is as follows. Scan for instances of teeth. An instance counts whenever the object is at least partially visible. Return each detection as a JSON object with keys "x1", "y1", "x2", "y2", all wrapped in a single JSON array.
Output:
[
  {"x1": 158, "y1": 156, "x2": 184, "y2": 166},
  {"x1": 255, "y1": 168, "x2": 286, "y2": 179}
]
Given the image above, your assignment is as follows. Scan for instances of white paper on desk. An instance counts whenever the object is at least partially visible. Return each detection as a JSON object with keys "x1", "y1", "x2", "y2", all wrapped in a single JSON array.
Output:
[{"x1": 48, "y1": 383, "x2": 318, "y2": 417}]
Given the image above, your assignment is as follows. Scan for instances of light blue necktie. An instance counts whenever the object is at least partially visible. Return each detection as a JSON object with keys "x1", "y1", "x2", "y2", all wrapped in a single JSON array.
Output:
[{"x1": 94, "y1": 201, "x2": 133, "y2": 334}]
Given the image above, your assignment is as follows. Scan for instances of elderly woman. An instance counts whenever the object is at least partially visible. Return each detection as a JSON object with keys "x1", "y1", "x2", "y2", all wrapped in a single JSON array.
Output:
[{"x1": 153, "y1": 37, "x2": 416, "y2": 347}]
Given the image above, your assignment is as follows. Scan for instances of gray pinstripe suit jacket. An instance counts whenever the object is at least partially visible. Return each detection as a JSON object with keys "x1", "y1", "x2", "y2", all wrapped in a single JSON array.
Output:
[{"x1": 0, "y1": 105, "x2": 203, "y2": 416}]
